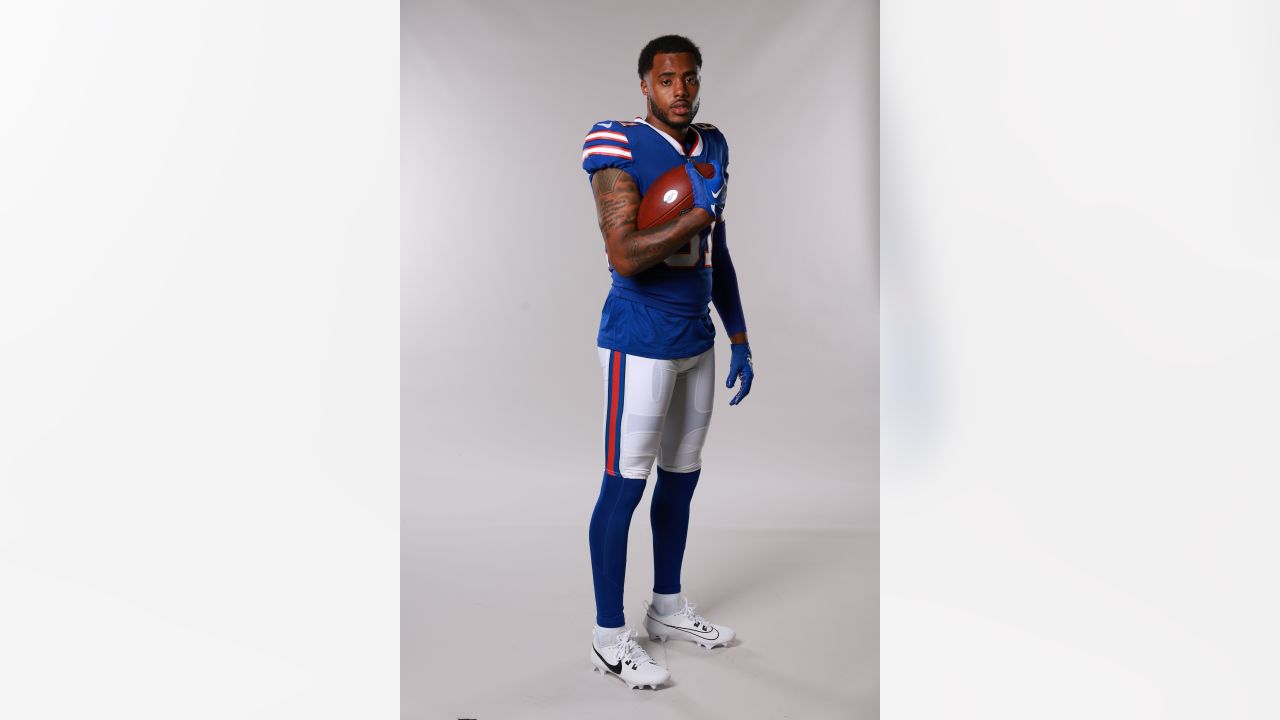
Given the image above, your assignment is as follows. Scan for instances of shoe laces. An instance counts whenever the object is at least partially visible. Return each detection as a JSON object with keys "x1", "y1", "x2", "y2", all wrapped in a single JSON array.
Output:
[
  {"x1": 677, "y1": 601, "x2": 713, "y2": 632},
  {"x1": 608, "y1": 629, "x2": 654, "y2": 667}
]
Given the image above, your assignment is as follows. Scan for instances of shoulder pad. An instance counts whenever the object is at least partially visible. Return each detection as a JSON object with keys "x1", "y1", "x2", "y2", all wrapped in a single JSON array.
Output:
[{"x1": 582, "y1": 120, "x2": 633, "y2": 171}]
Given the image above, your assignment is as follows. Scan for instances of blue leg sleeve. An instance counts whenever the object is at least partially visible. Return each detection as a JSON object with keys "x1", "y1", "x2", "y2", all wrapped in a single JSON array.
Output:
[
  {"x1": 588, "y1": 471, "x2": 647, "y2": 627},
  {"x1": 650, "y1": 467, "x2": 701, "y2": 595}
]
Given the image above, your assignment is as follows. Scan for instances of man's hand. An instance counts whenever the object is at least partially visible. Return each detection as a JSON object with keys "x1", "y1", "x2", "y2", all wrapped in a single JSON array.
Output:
[
  {"x1": 685, "y1": 160, "x2": 726, "y2": 220},
  {"x1": 726, "y1": 342, "x2": 753, "y2": 406}
]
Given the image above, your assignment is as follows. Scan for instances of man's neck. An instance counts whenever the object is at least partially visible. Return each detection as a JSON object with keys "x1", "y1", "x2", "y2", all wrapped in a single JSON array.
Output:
[{"x1": 644, "y1": 113, "x2": 690, "y2": 145}]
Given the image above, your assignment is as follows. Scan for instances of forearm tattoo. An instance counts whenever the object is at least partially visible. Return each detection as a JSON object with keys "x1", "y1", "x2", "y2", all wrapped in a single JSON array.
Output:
[{"x1": 591, "y1": 168, "x2": 702, "y2": 274}]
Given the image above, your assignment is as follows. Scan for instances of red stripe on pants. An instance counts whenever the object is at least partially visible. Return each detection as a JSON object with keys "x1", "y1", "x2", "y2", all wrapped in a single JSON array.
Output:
[{"x1": 605, "y1": 351, "x2": 621, "y2": 475}]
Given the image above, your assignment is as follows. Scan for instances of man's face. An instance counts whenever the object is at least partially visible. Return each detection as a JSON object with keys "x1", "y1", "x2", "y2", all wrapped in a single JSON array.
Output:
[{"x1": 642, "y1": 52, "x2": 701, "y2": 129}]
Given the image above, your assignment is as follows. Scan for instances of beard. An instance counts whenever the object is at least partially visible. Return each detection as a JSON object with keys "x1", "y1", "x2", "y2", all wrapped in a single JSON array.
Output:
[{"x1": 649, "y1": 94, "x2": 698, "y2": 129}]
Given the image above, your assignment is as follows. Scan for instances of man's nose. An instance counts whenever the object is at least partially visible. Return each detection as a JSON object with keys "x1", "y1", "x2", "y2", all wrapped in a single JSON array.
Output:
[{"x1": 674, "y1": 80, "x2": 688, "y2": 98}]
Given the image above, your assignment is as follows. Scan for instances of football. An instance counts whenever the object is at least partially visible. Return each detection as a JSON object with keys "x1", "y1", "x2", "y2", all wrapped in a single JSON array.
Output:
[{"x1": 636, "y1": 162, "x2": 714, "y2": 230}]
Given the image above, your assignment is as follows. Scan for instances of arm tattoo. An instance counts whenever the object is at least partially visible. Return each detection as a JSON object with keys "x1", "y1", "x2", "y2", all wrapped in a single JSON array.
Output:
[
  {"x1": 594, "y1": 167, "x2": 623, "y2": 193},
  {"x1": 627, "y1": 230, "x2": 677, "y2": 264},
  {"x1": 592, "y1": 169, "x2": 638, "y2": 234},
  {"x1": 590, "y1": 168, "x2": 709, "y2": 275}
]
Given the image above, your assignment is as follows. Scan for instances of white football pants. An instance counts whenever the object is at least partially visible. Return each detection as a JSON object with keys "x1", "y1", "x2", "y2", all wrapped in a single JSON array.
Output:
[{"x1": 598, "y1": 346, "x2": 716, "y2": 480}]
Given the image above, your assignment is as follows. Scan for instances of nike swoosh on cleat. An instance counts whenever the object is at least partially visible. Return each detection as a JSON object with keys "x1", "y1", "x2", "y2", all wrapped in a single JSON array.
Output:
[
  {"x1": 593, "y1": 645, "x2": 622, "y2": 674},
  {"x1": 648, "y1": 616, "x2": 720, "y2": 641}
]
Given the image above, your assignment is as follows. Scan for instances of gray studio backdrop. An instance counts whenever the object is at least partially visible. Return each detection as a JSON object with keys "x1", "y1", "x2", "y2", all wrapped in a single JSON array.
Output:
[
  {"x1": 403, "y1": 0, "x2": 877, "y2": 532},
  {"x1": 403, "y1": 0, "x2": 878, "y2": 716}
]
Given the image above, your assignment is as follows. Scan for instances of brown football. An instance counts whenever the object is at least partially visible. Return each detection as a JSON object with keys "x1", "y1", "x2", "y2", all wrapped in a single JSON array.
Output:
[{"x1": 636, "y1": 162, "x2": 714, "y2": 230}]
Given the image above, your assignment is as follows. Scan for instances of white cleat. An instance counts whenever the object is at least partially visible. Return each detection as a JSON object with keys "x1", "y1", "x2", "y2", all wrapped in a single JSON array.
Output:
[
  {"x1": 644, "y1": 598, "x2": 736, "y2": 650},
  {"x1": 590, "y1": 628, "x2": 670, "y2": 690}
]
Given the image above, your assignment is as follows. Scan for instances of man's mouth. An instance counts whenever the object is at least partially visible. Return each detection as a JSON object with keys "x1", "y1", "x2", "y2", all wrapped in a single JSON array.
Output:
[{"x1": 670, "y1": 104, "x2": 690, "y2": 115}]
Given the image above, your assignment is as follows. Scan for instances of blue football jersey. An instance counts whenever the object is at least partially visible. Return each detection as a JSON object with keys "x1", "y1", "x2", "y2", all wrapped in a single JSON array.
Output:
[{"x1": 582, "y1": 117, "x2": 729, "y2": 359}]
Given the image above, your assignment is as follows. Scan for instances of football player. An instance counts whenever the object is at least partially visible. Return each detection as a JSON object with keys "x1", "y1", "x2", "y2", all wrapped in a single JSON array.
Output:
[{"x1": 581, "y1": 34, "x2": 754, "y2": 690}]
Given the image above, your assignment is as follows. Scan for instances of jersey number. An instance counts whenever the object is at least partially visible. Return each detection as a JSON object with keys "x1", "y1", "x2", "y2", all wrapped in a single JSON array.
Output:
[{"x1": 664, "y1": 223, "x2": 714, "y2": 269}]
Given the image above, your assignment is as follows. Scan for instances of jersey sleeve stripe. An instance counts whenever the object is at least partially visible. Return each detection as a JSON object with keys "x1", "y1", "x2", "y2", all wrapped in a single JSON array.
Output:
[
  {"x1": 582, "y1": 146, "x2": 633, "y2": 160},
  {"x1": 584, "y1": 130, "x2": 628, "y2": 144}
]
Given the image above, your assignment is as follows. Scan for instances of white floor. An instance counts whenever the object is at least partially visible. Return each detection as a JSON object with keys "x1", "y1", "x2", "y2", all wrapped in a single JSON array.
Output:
[{"x1": 402, "y1": 524, "x2": 878, "y2": 719}]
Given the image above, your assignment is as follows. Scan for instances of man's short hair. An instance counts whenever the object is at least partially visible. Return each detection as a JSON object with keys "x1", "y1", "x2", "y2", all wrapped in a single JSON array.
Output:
[{"x1": 637, "y1": 35, "x2": 703, "y2": 79}]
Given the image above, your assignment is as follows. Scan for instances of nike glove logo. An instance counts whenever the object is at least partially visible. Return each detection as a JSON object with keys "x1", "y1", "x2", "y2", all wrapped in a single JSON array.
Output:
[{"x1": 593, "y1": 646, "x2": 622, "y2": 674}]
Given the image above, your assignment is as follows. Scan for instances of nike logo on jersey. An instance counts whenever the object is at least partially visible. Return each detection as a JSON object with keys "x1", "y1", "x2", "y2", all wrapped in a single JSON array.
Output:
[
  {"x1": 593, "y1": 645, "x2": 622, "y2": 674},
  {"x1": 712, "y1": 186, "x2": 723, "y2": 199},
  {"x1": 597, "y1": 121, "x2": 614, "y2": 128}
]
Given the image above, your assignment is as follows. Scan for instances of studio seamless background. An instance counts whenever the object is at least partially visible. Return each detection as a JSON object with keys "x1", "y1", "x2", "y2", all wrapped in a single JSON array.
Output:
[
  {"x1": 402, "y1": 0, "x2": 878, "y2": 717},
  {"x1": 403, "y1": 0, "x2": 878, "y2": 533}
]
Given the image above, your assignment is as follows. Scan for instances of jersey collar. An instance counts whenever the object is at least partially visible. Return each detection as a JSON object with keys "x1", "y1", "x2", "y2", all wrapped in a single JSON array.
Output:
[{"x1": 633, "y1": 116, "x2": 703, "y2": 157}]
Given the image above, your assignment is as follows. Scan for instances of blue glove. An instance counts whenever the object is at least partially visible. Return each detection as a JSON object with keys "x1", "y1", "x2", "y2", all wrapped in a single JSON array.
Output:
[
  {"x1": 726, "y1": 342, "x2": 753, "y2": 406},
  {"x1": 685, "y1": 160, "x2": 726, "y2": 220}
]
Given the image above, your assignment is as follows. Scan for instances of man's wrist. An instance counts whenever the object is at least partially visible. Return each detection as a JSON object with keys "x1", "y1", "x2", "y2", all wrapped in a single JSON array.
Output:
[{"x1": 682, "y1": 206, "x2": 714, "y2": 228}]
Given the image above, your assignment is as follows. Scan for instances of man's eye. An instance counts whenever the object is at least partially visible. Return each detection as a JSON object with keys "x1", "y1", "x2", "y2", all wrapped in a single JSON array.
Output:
[{"x1": 662, "y1": 80, "x2": 671, "y2": 86}]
